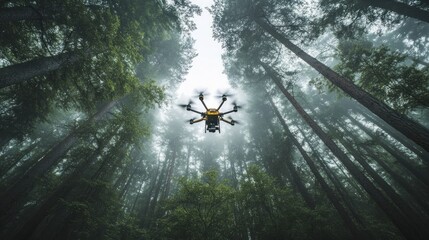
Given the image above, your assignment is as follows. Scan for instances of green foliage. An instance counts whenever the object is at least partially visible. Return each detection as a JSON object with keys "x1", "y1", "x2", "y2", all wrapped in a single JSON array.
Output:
[
  {"x1": 153, "y1": 171, "x2": 236, "y2": 240},
  {"x1": 333, "y1": 39, "x2": 429, "y2": 113},
  {"x1": 148, "y1": 167, "x2": 341, "y2": 240},
  {"x1": 315, "y1": 0, "x2": 403, "y2": 39}
]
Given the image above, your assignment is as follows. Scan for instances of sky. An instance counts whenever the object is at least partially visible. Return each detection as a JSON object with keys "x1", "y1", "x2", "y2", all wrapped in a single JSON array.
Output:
[
  {"x1": 166, "y1": 0, "x2": 247, "y2": 136},
  {"x1": 176, "y1": 0, "x2": 231, "y2": 107}
]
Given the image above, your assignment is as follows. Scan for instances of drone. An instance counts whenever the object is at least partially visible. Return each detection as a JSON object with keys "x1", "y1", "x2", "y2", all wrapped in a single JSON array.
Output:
[{"x1": 178, "y1": 92, "x2": 242, "y2": 133}]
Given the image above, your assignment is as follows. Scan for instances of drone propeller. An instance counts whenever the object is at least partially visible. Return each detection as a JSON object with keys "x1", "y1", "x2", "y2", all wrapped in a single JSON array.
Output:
[
  {"x1": 177, "y1": 99, "x2": 194, "y2": 108},
  {"x1": 232, "y1": 100, "x2": 244, "y2": 109},
  {"x1": 215, "y1": 90, "x2": 234, "y2": 99},
  {"x1": 193, "y1": 89, "x2": 209, "y2": 98},
  {"x1": 226, "y1": 116, "x2": 241, "y2": 125},
  {"x1": 185, "y1": 118, "x2": 196, "y2": 124}
]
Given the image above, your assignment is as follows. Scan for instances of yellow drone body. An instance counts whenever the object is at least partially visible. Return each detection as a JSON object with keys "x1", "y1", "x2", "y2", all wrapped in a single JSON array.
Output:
[{"x1": 178, "y1": 93, "x2": 240, "y2": 133}]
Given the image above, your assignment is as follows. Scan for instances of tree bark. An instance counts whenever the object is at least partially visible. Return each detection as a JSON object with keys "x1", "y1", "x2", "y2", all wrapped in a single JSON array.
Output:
[
  {"x1": 361, "y1": 0, "x2": 429, "y2": 23},
  {"x1": 0, "y1": 52, "x2": 80, "y2": 89},
  {"x1": 261, "y1": 62, "x2": 429, "y2": 240},
  {"x1": 255, "y1": 18, "x2": 429, "y2": 153}
]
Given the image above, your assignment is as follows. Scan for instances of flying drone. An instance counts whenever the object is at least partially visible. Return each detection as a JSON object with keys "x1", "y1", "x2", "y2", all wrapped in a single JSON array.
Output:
[{"x1": 178, "y1": 91, "x2": 242, "y2": 133}]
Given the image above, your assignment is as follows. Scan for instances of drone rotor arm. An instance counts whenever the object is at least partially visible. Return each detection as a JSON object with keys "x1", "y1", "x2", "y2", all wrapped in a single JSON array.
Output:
[
  {"x1": 220, "y1": 117, "x2": 234, "y2": 125},
  {"x1": 220, "y1": 109, "x2": 236, "y2": 116},
  {"x1": 216, "y1": 98, "x2": 226, "y2": 111},
  {"x1": 191, "y1": 117, "x2": 206, "y2": 124},
  {"x1": 188, "y1": 108, "x2": 205, "y2": 115},
  {"x1": 199, "y1": 97, "x2": 209, "y2": 111}
]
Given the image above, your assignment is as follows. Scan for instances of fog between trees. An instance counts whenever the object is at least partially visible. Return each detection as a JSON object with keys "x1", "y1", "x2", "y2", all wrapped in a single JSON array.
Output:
[{"x1": 1, "y1": 0, "x2": 429, "y2": 239}]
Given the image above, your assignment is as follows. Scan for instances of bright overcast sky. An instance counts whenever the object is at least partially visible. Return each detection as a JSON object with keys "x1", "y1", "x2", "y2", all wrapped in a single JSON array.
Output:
[{"x1": 176, "y1": 0, "x2": 231, "y2": 107}]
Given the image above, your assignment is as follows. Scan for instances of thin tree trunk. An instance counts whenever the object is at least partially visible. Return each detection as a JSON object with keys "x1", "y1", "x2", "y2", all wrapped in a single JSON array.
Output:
[
  {"x1": 255, "y1": 18, "x2": 429, "y2": 153},
  {"x1": 330, "y1": 122, "x2": 429, "y2": 230},
  {"x1": 358, "y1": 140, "x2": 429, "y2": 214},
  {"x1": 339, "y1": 118, "x2": 429, "y2": 211},
  {"x1": 267, "y1": 95, "x2": 366, "y2": 239},
  {"x1": 297, "y1": 127, "x2": 370, "y2": 228},
  {"x1": 356, "y1": 108, "x2": 429, "y2": 162},
  {"x1": 0, "y1": 100, "x2": 117, "y2": 226},
  {"x1": 185, "y1": 145, "x2": 192, "y2": 179},
  {"x1": 262, "y1": 62, "x2": 429, "y2": 240},
  {"x1": 348, "y1": 115, "x2": 429, "y2": 187},
  {"x1": 361, "y1": 0, "x2": 429, "y2": 23},
  {"x1": 0, "y1": 52, "x2": 80, "y2": 89},
  {"x1": 0, "y1": 142, "x2": 38, "y2": 178},
  {"x1": 120, "y1": 167, "x2": 138, "y2": 199}
]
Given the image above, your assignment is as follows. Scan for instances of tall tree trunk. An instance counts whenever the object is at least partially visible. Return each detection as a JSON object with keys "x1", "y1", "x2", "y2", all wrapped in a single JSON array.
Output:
[
  {"x1": 0, "y1": 142, "x2": 38, "y2": 178},
  {"x1": 340, "y1": 124, "x2": 429, "y2": 213},
  {"x1": 361, "y1": 0, "x2": 429, "y2": 23},
  {"x1": 255, "y1": 18, "x2": 429, "y2": 153},
  {"x1": 348, "y1": 115, "x2": 429, "y2": 187},
  {"x1": 0, "y1": 100, "x2": 117, "y2": 226},
  {"x1": 261, "y1": 62, "x2": 429, "y2": 240},
  {"x1": 327, "y1": 120, "x2": 429, "y2": 230},
  {"x1": 0, "y1": 52, "x2": 80, "y2": 89},
  {"x1": 184, "y1": 145, "x2": 192, "y2": 179},
  {"x1": 355, "y1": 108, "x2": 429, "y2": 162},
  {"x1": 297, "y1": 127, "x2": 370, "y2": 228},
  {"x1": 267, "y1": 95, "x2": 366, "y2": 239}
]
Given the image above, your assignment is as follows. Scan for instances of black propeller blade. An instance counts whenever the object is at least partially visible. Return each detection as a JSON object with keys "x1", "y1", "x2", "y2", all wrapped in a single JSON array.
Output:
[
  {"x1": 193, "y1": 89, "x2": 209, "y2": 98},
  {"x1": 226, "y1": 117, "x2": 241, "y2": 125},
  {"x1": 232, "y1": 100, "x2": 244, "y2": 109},
  {"x1": 177, "y1": 99, "x2": 194, "y2": 108},
  {"x1": 215, "y1": 90, "x2": 234, "y2": 99}
]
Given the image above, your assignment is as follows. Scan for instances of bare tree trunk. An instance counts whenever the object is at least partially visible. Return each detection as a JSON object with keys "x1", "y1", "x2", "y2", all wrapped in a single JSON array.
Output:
[
  {"x1": 0, "y1": 52, "x2": 80, "y2": 89},
  {"x1": 361, "y1": 0, "x2": 429, "y2": 23},
  {"x1": 0, "y1": 142, "x2": 38, "y2": 178},
  {"x1": 348, "y1": 115, "x2": 429, "y2": 188},
  {"x1": 267, "y1": 95, "x2": 366, "y2": 239},
  {"x1": 262, "y1": 62, "x2": 429, "y2": 240},
  {"x1": 298, "y1": 127, "x2": 370, "y2": 229},
  {"x1": 339, "y1": 122, "x2": 429, "y2": 213},
  {"x1": 355, "y1": 108, "x2": 429, "y2": 162},
  {"x1": 328, "y1": 121, "x2": 429, "y2": 231},
  {"x1": 255, "y1": 18, "x2": 429, "y2": 153}
]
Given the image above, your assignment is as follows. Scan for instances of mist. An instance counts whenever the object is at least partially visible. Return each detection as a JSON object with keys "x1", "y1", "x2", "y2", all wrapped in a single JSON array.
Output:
[{"x1": 1, "y1": 0, "x2": 429, "y2": 240}]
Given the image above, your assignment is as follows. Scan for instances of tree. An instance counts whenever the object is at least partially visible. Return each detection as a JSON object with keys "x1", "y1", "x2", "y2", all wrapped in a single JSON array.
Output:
[
  {"x1": 153, "y1": 171, "x2": 236, "y2": 240},
  {"x1": 317, "y1": 0, "x2": 429, "y2": 38},
  {"x1": 260, "y1": 61, "x2": 429, "y2": 239}
]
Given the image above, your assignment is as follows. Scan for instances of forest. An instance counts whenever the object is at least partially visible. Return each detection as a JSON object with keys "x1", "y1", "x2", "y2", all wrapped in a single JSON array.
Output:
[{"x1": 0, "y1": 0, "x2": 429, "y2": 239}]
